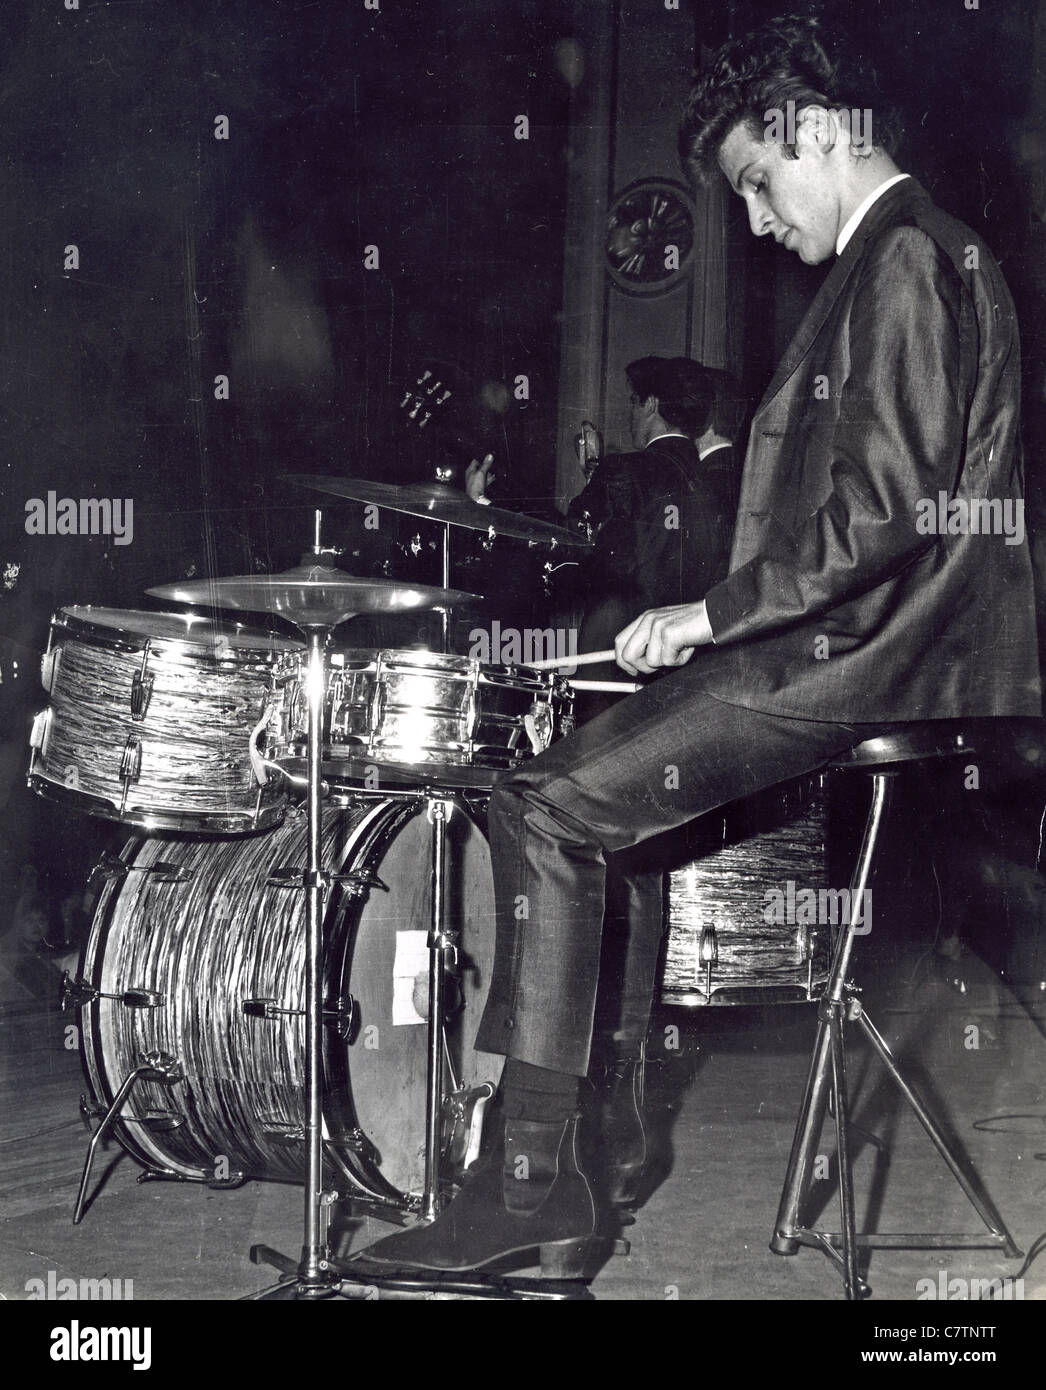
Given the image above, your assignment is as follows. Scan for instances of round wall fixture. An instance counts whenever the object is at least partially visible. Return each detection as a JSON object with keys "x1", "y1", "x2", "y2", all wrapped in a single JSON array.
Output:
[{"x1": 605, "y1": 179, "x2": 695, "y2": 295}]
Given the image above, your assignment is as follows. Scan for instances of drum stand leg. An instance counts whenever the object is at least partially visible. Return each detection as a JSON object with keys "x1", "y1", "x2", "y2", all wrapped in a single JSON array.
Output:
[
  {"x1": 770, "y1": 771, "x2": 1019, "y2": 1300},
  {"x1": 423, "y1": 795, "x2": 453, "y2": 1220},
  {"x1": 73, "y1": 1052, "x2": 183, "y2": 1224}
]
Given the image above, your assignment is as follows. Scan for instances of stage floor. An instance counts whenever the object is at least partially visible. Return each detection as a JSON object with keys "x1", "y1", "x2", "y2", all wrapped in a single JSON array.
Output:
[{"x1": 2, "y1": 928, "x2": 1044, "y2": 1303}]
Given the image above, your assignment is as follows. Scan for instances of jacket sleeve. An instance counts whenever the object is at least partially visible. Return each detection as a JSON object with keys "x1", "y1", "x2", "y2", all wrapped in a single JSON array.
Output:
[
  {"x1": 704, "y1": 227, "x2": 969, "y2": 645},
  {"x1": 566, "y1": 455, "x2": 634, "y2": 527}
]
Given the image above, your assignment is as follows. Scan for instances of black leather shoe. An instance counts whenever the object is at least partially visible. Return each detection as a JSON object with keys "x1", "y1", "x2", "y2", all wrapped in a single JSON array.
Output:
[
  {"x1": 357, "y1": 1114, "x2": 598, "y2": 1274},
  {"x1": 598, "y1": 1049, "x2": 649, "y2": 1209}
]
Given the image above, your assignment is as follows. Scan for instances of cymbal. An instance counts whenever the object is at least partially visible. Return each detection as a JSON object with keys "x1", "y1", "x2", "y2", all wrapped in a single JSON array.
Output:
[
  {"x1": 285, "y1": 474, "x2": 591, "y2": 548},
  {"x1": 147, "y1": 564, "x2": 480, "y2": 630}
]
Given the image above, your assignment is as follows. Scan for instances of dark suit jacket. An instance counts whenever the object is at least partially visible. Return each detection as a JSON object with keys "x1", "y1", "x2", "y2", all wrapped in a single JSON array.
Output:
[
  {"x1": 702, "y1": 178, "x2": 1040, "y2": 721},
  {"x1": 569, "y1": 435, "x2": 738, "y2": 612}
]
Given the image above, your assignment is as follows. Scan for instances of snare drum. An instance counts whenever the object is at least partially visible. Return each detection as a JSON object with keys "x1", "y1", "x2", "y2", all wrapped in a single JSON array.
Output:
[
  {"x1": 270, "y1": 647, "x2": 573, "y2": 788},
  {"x1": 75, "y1": 799, "x2": 501, "y2": 1202},
  {"x1": 29, "y1": 607, "x2": 295, "y2": 833},
  {"x1": 661, "y1": 776, "x2": 832, "y2": 1006}
]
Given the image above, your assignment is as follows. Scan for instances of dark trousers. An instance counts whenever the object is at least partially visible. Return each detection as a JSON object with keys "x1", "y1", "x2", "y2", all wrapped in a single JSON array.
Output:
[
  {"x1": 474, "y1": 666, "x2": 888, "y2": 1076},
  {"x1": 572, "y1": 593, "x2": 665, "y2": 1055}
]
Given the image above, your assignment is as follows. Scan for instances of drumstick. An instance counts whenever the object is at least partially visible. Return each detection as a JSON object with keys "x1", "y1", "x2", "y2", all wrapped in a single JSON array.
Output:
[
  {"x1": 568, "y1": 679, "x2": 642, "y2": 693},
  {"x1": 528, "y1": 648, "x2": 615, "y2": 671}
]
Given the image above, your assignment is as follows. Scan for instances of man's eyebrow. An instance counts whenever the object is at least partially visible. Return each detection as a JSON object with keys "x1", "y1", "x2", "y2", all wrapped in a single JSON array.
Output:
[{"x1": 732, "y1": 162, "x2": 755, "y2": 194}]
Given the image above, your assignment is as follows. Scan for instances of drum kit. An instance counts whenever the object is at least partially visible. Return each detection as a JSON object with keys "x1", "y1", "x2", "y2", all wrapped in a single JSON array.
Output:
[
  {"x1": 32, "y1": 473, "x2": 600, "y2": 1299},
  {"x1": 27, "y1": 468, "x2": 835, "y2": 1299}
]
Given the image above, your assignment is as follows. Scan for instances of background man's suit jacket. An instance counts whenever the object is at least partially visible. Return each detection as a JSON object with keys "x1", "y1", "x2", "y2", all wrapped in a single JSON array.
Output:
[
  {"x1": 702, "y1": 178, "x2": 1040, "y2": 722},
  {"x1": 569, "y1": 435, "x2": 738, "y2": 611}
]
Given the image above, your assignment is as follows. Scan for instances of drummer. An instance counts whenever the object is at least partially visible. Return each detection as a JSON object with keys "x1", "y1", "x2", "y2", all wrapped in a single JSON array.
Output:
[
  {"x1": 466, "y1": 356, "x2": 741, "y2": 1207},
  {"x1": 359, "y1": 11, "x2": 1038, "y2": 1277}
]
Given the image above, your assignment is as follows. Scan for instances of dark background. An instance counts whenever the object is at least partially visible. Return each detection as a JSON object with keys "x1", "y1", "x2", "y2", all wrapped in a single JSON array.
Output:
[
  {"x1": 1, "y1": 0, "x2": 1043, "y2": 597},
  {"x1": 0, "y1": 0, "x2": 1044, "y2": 965}
]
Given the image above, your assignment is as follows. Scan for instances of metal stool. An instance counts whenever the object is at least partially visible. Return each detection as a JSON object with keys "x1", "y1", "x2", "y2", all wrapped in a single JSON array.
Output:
[{"x1": 771, "y1": 721, "x2": 1020, "y2": 1299}]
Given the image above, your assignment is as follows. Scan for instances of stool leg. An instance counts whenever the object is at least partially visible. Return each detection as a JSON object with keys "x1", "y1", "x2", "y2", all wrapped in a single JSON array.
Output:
[
  {"x1": 771, "y1": 1015, "x2": 834, "y2": 1254},
  {"x1": 829, "y1": 1004, "x2": 861, "y2": 1299},
  {"x1": 771, "y1": 772, "x2": 890, "y2": 1266}
]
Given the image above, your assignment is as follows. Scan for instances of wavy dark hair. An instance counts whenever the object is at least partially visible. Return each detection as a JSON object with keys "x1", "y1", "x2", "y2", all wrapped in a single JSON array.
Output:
[
  {"x1": 679, "y1": 14, "x2": 902, "y2": 184},
  {"x1": 625, "y1": 356, "x2": 739, "y2": 439}
]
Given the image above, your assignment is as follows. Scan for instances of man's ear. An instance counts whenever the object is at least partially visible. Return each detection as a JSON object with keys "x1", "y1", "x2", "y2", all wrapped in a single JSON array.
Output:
[
  {"x1": 794, "y1": 105, "x2": 838, "y2": 155},
  {"x1": 644, "y1": 395, "x2": 660, "y2": 418}
]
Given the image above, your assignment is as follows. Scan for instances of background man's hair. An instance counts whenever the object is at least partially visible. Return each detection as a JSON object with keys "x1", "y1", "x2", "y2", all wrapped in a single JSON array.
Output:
[
  {"x1": 626, "y1": 356, "x2": 733, "y2": 439},
  {"x1": 678, "y1": 13, "x2": 902, "y2": 184}
]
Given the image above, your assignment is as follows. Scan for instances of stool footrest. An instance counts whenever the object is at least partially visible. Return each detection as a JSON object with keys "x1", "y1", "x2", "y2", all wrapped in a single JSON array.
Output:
[{"x1": 782, "y1": 1229, "x2": 1015, "y2": 1253}]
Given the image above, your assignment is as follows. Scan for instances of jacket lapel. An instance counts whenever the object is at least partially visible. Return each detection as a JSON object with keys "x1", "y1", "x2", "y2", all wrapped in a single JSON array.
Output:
[{"x1": 754, "y1": 178, "x2": 930, "y2": 414}]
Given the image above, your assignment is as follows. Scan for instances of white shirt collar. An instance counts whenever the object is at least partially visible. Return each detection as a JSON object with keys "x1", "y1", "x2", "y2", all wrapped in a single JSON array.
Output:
[
  {"x1": 699, "y1": 440, "x2": 731, "y2": 461},
  {"x1": 646, "y1": 431, "x2": 689, "y2": 447},
  {"x1": 836, "y1": 173, "x2": 910, "y2": 255}
]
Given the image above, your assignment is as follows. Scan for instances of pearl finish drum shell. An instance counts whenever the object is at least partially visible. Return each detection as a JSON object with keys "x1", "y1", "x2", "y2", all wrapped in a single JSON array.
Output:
[
  {"x1": 78, "y1": 799, "x2": 501, "y2": 1201},
  {"x1": 29, "y1": 606, "x2": 294, "y2": 833},
  {"x1": 661, "y1": 777, "x2": 832, "y2": 1006}
]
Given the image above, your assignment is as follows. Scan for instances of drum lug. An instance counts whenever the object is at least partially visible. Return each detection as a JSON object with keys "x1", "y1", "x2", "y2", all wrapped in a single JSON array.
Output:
[
  {"x1": 139, "y1": 1050, "x2": 183, "y2": 1080},
  {"x1": 266, "y1": 866, "x2": 303, "y2": 888},
  {"x1": 241, "y1": 994, "x2": 356, "y2": 1039},
  {"x1": 331, "y1": 1128, "x2": 380, "y2": 1164},
  {"x1": 259, "y1": 1120, "x2": 306, "y2": 1143},
  {"x1": 242, "y1": 997, "x2": 304, "y2": 1021},
  {"x1": 330, "y1": 869, "x2": 389, "y2": 898},
  {"x1": 61, "y1": 971, "x2": 96, "y2": 1011},
  {"x1": 130, "y1": 669, "x2": 155, "y2": 721},
  {"x1": 28, "y1": 706, "x2": 52, "y2": 757},
  {"x1": 324, "y1": 993, "x2": 357, "y2": 1041},
  {"x1": 698, "y1": 923, "x2": 719, "y2": 1000},
  {"x1": 135, "y1": 860, "x2": 193, "y2": 883},
  {"x1": 118, "y1": 735, "x2": 142, "y2": 815},
  {"x1": 120, "y1": 989, "x2": 165, "y2": 1009},
  {"x1": 89, "y1": 852, "x2": 130, "y2": 887},
  {"x1": 64, "y1": 973, "x2": 165, "y2": 1010},
  {"x1": 797, "y1": 926, "x2": 822, "y2": 999}
]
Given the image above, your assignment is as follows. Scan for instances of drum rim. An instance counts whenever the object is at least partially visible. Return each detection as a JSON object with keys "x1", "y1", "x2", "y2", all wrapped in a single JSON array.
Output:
[
  {"x1": 298, "y1": 645, "x2": 555, "y2": 685},
  {"x1": 27, "y1": 773, "x2": 287, "y2": 835},
  {"x1": 54, "y1": 605, "x2": 298, "y2": 657}
]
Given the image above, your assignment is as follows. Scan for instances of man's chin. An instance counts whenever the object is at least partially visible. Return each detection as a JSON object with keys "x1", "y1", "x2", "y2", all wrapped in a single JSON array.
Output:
[{"x1": 794, "y1": 242, "x2": 832, "y2": 266}]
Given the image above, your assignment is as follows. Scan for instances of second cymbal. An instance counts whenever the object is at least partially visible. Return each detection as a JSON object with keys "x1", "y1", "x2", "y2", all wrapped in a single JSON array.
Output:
[{"x1": 285, "y1": 474, "x2": 591, "y2": 548}]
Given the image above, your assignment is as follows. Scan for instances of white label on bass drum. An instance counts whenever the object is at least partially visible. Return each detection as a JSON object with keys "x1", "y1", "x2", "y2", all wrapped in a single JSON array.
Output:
[{"x1": 392, "y1": 931, "x2": 429, "y2": 1026}]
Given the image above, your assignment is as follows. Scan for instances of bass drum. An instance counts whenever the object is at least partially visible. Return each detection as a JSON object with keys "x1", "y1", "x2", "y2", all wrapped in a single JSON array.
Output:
[{"x1": 78, "y1": 799, "x2": 502, "y2": 1204}]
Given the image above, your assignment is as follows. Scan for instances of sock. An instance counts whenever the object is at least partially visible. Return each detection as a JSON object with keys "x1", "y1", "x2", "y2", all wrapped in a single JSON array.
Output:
[{"x1": 501, "y1": 1057, "x2": 580, "y2": 1124}]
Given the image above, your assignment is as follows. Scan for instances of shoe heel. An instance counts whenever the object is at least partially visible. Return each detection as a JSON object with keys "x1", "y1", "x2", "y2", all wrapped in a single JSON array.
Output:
[{"x1": 539, "y1": 1236, "x2": 601, "y2": 1279}]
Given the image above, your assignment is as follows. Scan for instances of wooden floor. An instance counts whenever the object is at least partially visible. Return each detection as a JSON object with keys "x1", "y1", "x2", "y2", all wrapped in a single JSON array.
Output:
[{"x1": 3, "y1": 922, "x2": 1046, "y2": 1304}]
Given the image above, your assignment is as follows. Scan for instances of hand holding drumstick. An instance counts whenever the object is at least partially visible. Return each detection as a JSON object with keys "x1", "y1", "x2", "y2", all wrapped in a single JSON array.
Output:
[{"x1": 529, "y1": 601, "x2": 715, "y2": 681}]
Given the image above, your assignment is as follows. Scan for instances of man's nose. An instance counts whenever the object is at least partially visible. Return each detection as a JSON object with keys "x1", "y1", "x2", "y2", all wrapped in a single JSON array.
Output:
[{"x1": 748, "y1": 200, "x2": 773, "y2": 237}]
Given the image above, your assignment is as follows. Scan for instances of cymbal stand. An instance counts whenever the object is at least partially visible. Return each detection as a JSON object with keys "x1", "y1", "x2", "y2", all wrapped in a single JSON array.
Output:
[
  {"x1": 439, "y1": 522, "x2": 451, "y2": 653},
  {"x1": 249, "y1": 624, "x2": 343, "y2": 1297},
  {"x1": 250, "y1": 620, "x2": 421, "y2": 1297},
  {"x1": 247, "y1": 633, "x2": 486, "y2": 1297}
]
